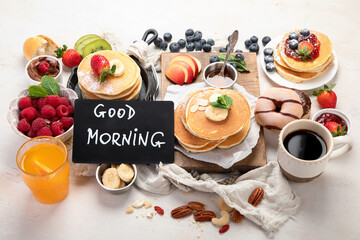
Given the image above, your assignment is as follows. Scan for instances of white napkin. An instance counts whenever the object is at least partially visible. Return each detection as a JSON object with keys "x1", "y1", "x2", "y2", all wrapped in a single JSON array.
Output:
[{"x1": 164, "y1": 82, "x2": 260, "y2": 169}]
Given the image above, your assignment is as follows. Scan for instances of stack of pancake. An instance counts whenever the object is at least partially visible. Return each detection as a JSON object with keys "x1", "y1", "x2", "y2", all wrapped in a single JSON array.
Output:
[
  {"x1": 274, "y1": 30, "x2": 334, "y2": 83},
  {"x1": 77, "y1": 50, "x2": 141, "y2": 100},
  {"x1": 175, "y1": 88, "x2": 251, "y2": 153}
]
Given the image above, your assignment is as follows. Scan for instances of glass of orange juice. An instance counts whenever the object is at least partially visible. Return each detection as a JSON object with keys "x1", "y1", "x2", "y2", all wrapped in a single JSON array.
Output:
[{"x1": 16, "y1": 136, "x2": 70, "y2": 204}]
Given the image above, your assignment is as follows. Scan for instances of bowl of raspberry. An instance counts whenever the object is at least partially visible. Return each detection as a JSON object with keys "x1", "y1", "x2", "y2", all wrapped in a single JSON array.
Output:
[{"x1": 8, "y1": 84, "x2": 77, "y2": 143}]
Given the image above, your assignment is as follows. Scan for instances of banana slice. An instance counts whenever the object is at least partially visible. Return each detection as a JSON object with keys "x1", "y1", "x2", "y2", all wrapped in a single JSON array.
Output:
[
  {"x1": 117, "y1": 164, "x2": 135, "y2": 183},
  {"x1": 102, "y1": 168, "x2": 121, "y2": 189},
  {"x1": 209, "y1": 93, "x2": 222, "y2": 103},
  {"x1": 109, "y1": 59, "x2": 125, "y2": 77},
  {"x1": 205, "y1": 106, "x2": 228, "y2": 121}
]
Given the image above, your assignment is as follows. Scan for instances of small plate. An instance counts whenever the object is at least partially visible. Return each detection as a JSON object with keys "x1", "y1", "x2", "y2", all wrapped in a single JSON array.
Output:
[{"x1": 260, "y1": 36, "x2": 338, "y2": 91}]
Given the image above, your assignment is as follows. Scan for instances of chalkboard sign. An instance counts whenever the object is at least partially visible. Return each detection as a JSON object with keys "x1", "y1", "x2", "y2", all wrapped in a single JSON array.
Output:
[{"x1": 72, "y1": 100, "x2": 174, "y2": 164}]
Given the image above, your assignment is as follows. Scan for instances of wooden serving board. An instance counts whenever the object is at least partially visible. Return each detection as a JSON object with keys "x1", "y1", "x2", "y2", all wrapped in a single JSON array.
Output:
[{"x1": 161, "y1": 52, "x2": 266, "y2": 173}]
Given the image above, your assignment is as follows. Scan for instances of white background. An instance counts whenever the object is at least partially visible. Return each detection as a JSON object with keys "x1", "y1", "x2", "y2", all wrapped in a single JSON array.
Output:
[{"x1": 0, "y1": 0, "x2": 359, "y2": 239}]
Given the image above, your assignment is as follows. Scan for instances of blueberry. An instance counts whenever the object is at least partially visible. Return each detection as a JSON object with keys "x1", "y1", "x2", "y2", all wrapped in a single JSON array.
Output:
[
  {"x1": 209, "y1": 55, "x2": 220, "y2": 63},
  {"x1": 194, "y1": 31, "x2": 202, "y2": 38},
  {"x1": 289, "y1": 32, "x2": 299, "y2": 40},
  {"x1": 193, "y1": 33, "x2": 201, "y2": 42},
  {"x1": 169, "y1": 42, "x2": 180, "y2": 52},
  {"x1": 186, "y1": 35, "x2": 194, "y2": 43},
  {"x1": 235, "y1": 49, "x2": 243, "y2": 52},
  {"x1": 249, "y1": 43, "x2": 259, "y2": 53},
  {"x1": 263, "y1": 48, "x2": 273, "y2": 56},
  {"x1": 202, "y1": 44, "x2": 211, "y2": 52},
  {"x1": 262, "y1": 36, "x2": 271, "y2": 46},
  {"x1": 266, "y1": 62, "x2": 276, "y2": 72},
  {"x1": 200, "y1": 39, "x2": 207, "y2": 45},
  {"x1": 154, "y1": 37, "x2": 163, "y2": 48},
  {"x1": 178, "y1": 39, "x2": 186, "y2": 48},
  {"x1": 300, "y1": 28, "x2": 310, "y2": 36},
  {"x1": 186, "y1": 42, "x2": 195, "y2": 51},
  {"x1": 235, "y1": 54, "x2": 245, "y2": 60},
  {"x1": 244, "y1": 39, "x2": 252, "y2": 48},
  {"x1": 219, "y1": 48, "x2": 227, "y2": 52},
  {"x1": 229, "y1": 62, "x2": 237, "y2": 69},
  {"x1": 264, "y1": 55, "x2": 274, "y2": 63},
  {"x1": 207, "y1": 39, "x2": 215, "y2": 46},
  {"x1": 185, "y1": 29, "x2": 194, "y2": 37},
  {"x1": 159, "y1": 41, "x2": 168, "y2": 50},
  {"x1": 163, "y1": 33, "x2": 172, "y2": 42},
  {"x1": 195, "y1": 42, "x2": 202, "y2": 51},
  {"x1": 250, "y1": 36, "x2": 258, "y2": 43},
  {"x1": 289, "y1": 39, "x2": 298, "y2": 50}
]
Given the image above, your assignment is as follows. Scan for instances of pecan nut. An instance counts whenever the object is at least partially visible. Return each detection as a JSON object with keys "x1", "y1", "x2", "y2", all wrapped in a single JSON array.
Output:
[
  {"x1": 171, "y1": 205, "x2": 193, "y2": 219},
  {"x1": 232, "y1": 210, "x2": 243, "y2": 223},
  {"x1": 193, "y1": 210, "x2": 216, "y2": 222},
  {"x1": 248, "y1": 188, "x2": 264, "y2": 207},
  {"x1": 187, "y1": 201, "x2": 205, "y2": 211}
]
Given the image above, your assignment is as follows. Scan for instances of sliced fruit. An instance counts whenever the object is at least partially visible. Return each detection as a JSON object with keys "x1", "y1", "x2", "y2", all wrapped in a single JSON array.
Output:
[
  {"x1": 170, "y1": 55, "x2": 198, "y2": 78},
  {"x1": 109, "y1": 59, "x2": 125, "y2": 77},
  {"x1": 102, "y1": 168, "x2": 121, "y2": 189},
  {"x1": 191, "y1": 56, "x2": 202, "y2": 74},
  {"x1": 82, "y1": 39, "x2": 112, "y2": 58},
  {"x1": 74, "y1": 34, "x2": 100, "y2": 51},
  {"x1": 175, "y1": 61, "x2": 194, "y2": 83},
  {"x1": 75, "y1": 35, "x2": 101, "y2": 56},
  {"x1": 165, "y1": 62, "x2": 188, "y2": 85},
  {"x1": 205, "y1": 106, "x2": 228, "y2": 121},
  {"x1": 117, "y1": 164, "x2": 135, "y2": 183}
]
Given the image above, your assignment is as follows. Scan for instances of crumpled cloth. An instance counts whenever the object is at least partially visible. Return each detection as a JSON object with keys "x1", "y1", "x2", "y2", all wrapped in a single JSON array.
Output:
[{"x1": 126, "y1": 40, "x2": 162, "y2": 71}]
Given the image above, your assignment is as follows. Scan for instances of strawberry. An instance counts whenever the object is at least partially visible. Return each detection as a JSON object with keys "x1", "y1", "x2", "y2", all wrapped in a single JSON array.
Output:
[
  {"x1": 312, "y1": 84, "x2": 337, "y2": 108},
  {"x1": 296, "y1": 41, "x2": 314, "y2": 62},
  {"x1": 324, "y1": 121, "x2": 347, "y2": 137},
  {"x1": 55, "y1": 45, "x2": 82, "y2": 68},
  {"x1": 90, "y1": 55, "x2": 116, "y2": 83}
]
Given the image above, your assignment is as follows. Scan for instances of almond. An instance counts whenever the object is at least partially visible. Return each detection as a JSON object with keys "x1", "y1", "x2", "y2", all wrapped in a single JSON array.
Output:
[
  {"x1": 232, "y1": 210, "x2": 243, "y2": 223},
  {"x1": 193, "y1": 210, "x2": 216, "y2": 222},
  {"x1": 187, "y1": 201, "x2": 205, "y2": 211},
  {"x1": 171, "y1": 205, "x2": 193, "y2": 219},
  {"x1": 248, "y1": 188, "x2": 264, "y2": 207}
]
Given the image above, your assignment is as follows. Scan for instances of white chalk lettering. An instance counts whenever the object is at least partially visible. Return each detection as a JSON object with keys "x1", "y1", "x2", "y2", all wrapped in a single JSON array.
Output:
[
  {"x1": 126, "y1": 104, "x2": 135, "y2": 120},
  {"x1": 138, "y1": 132, "x2": 149, "y2": 146},
  {"x1": 151, "y1": 132, "x2": 166, "y2": 148},
  {"x1": 108, "y1": 108, "x2": 116, "y2": 118},
  {"x1": 87, "y1": 128, "x2": 98, "y2": 144},
  {"x1": 122, "y1": 131, "x2": 132, "y2": 146},
  {"x1": 112, "y1": 133, "x2": 121, "y2": 146},
  {"x1": 94, "y1": 104, "x2": 106, "y2": 118},
  {"x1": 117, "y1": 108, "x2": 125, "y2": 118}
]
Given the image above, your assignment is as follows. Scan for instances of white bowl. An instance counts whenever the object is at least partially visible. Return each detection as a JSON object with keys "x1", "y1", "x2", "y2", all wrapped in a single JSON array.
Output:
[
  {"x1": 96, "y1": 164, "x2": 137, "y2": 194},
  {"x1": 312, "y1": 108, "x2": 352, "y2": 134},
  {"x1": 25, "y1": 55, "x2": 63, "y2": 86},
  {"x1": 7, "y1": 84, "x2": 77, "y2": 143}
]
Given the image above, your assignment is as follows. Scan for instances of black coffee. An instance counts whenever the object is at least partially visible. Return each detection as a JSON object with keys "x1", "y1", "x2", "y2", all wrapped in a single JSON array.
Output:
[{"x1": 283, "y1": 130, "x2": 327, "y2": 160}]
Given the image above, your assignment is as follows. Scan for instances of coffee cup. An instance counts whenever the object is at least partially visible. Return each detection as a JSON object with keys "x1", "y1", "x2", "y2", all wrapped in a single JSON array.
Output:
[{"x1": 277, "y1": 119, "x2": 352, "y2": 182}]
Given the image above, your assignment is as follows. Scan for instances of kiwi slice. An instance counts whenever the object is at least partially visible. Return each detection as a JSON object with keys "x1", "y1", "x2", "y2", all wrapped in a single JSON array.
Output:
[
  {"x1": 76, "y1": 36, "x2": 102, "y2": 56},
  {"x1": 82, "y1": 39, "x2": 112, "y2": 57},
  {"x1": 74, "y1": 34, "x2": 100, "y2": 50}
]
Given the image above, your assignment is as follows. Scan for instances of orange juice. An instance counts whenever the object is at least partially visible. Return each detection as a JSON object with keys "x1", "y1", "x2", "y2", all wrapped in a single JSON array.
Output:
[{"x1": 17, "y1": 137, "x2": 70, "y2": 204}]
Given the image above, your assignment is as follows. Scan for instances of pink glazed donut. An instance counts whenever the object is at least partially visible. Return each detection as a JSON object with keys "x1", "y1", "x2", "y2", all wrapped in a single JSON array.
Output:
[{"x1": 255, "y1": 87, "x2": 307, "y2": 130}]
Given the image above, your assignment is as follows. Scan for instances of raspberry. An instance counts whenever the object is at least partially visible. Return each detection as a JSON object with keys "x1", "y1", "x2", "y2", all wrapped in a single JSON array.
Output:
[
  {"x1": 17, "y1": 119, "x2": 30, "y2": 132},
  {"x1": 18, "y1": 97, "x2": 32, "y2": 110},
  {"x1": 34, "y1": 110, "x2": 40, "y2": 119},
  {"x1": 50, "y1": 116, "x2": 59, "y2": 124},
  {"x1": 41, "y1": 105, "x2": 56, "y2": 119},
  {"x1": 60, "y1": 117, "x2": 73, "y2": 130},
  {"x1": 37, "y1": 98, "x2": 47, "y2": 110},
  {"x1": 27, "y1": 128, "x2": 37, "y2": 138},
  {"x1": 20, "y1": 107, "x2": 37, "y2": 121},
  {"x1": 38, "y1": 61, "x2": 50, "y2": 73},
  {"x1": 50, "y1": 122, "x2": 64, "y2": 136},
  {"x1": 67, "y1": 105, "x2": 74, "y2": 116},
  {"x1": 37, "y1": 126, "x2": 53, "y2": 137},
  {"x1": 31, "y1": 98, "x2": 38, "y2": 109},
  {"x1": 56, "y1": 105, "x2": 69, "y2": 117},
  {"x1": 46, "y1": 95, "x2": 60, "y2": 108},
  {"x1": 59, "y1": 97, "x2": 70, "y2": 107},
  {"x1": 31, "y1": 118, "x2": 47, "y2": 131}
]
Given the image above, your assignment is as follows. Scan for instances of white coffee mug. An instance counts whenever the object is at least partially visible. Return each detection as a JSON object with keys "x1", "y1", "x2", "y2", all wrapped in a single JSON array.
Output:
[{"x1": 277, "y1": 119, "x2": 352, "y2": 182}]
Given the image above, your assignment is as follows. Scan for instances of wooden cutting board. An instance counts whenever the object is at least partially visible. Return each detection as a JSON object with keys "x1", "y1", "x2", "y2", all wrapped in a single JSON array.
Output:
[{"x1": 161, "y1": 52, "x2": 266, "y2": 173}]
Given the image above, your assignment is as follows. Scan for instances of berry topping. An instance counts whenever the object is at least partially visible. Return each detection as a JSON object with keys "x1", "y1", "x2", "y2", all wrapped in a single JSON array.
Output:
[
  {"x1": 37, "y1": 98, "x2": 47, "y2": 110},
  {"x1": 37, "y1": 126, "x2": 53, "y2": 137},
  {"x1": 296, "y1": 41, "x2": 314, "y2": 62},
  {"x1": 159, "y1": 41, "x2": 168, "y2": 50},
  {"x1": 219, "y1": 48, "x2": 227, "y2": 52},
  {"x1": 59, "y1": 97, "x2": 70, "y2": 107},
  {"x1": 38, "y1": 61, "x2": 50, "y2": 73},
  {"x1": 244, "y1": 39, "x2": 252, "y2": 48},
  {"x1": 60, "y1": 117, "x2": 74, "y2": 130},
  {"x1": 250, "y1": 36, "x2": 258, "y2": 43},
  {"x1": 163, "y1": 33, "x2": 172, "y2": 42},
  {"x1": 195, "y1": 42, "x2": 202, "y2": 51},
  {"x1": 18, "y1": 97, "x2": 32, "y2": 110},
  {"x1": 56, "y1": 105, "x2": 69, "y2": 117},
  {"x1": 17, "y1": 119, "x2": 31, "y2": 133},
  {"x1": 169, "y1": 42, "x2": 180, "y2": 52},
  {"x1": 41, "y1": 104, "x2": 56, "y2": 119},
  {"x1": 51, "y1": 121, "x2": 65, "y2": 136},
  {"x1": 207, "y1": 39, "x2": 215, "y2": 46},
  {"x1": 235, "y1": 54, "x2": 245, "y2": 60},
  {"x1": 21, "y1": 107, "x2": 37, "y2": 121},
  {"x1": 324, "y1": 122, "x2": 347, "y2": 137},
  {"x1": 177, "y1": 39, "x2": 186, "y2": 48},
  {"x1": 289, "y1": 32, "x2": 299, "y2": 40},
  {"x1": 46, "y1": 95, "x2": 60, "y2": 108},
  {"x1": 185, "y1": 29, "x2": 194, "y2": 37},
  {"x1": 154, "y1": 37, "x2": 163, "y2": 48},
  {"x1": 90, "y1": 55, "x2": 116, "y2": 83},
  {"x1": 263, "y1": 48, "x2": 273, "y2": 56},
  {"x1": 209, "y1": 55, "x2": 220, "y2": 63},
  {"x1": 262, "y1": 36, "x2": 271, "y2": 46},
  {"x1": 300, "y1": 28, "x2": 310, "y2": 36},
  {"x1": 31, "y1": 118, "x2": 47, "y2": 131},
  {"x1": 266, "y1": 62, "x2": 276, "y2": 72},
  {"x1": 289, "y1": 39, "x2": 299, "y2": 50},
  {"x1": 264, "y1": 55, "x2": 274, "y2": 63},
  {"x1": 312, "y1": 84, "x2": 337, "y2": 108},
  {"x1": 202, "y1": 44, "x2": 211, "y2": 52},
  {"x1": 249, "y1": 43, "x2": 259, "y2": 53},
  {"x1": 186, "y1": 42, "x2": 195, "y2": 51},
  {"x1": 61, "y1": 49, "x2": 82, "y2": 68}
]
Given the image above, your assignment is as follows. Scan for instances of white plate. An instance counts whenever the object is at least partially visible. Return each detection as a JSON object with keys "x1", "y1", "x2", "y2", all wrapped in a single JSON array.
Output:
[{"x1": 260, "y1": 36, "x2": 338, "y2": 91}]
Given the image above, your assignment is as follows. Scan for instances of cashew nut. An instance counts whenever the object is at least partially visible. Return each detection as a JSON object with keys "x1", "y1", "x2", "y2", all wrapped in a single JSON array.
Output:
[
  {"x1": 218, "y1": 199, "x2": 234, "y2": 213},
  {"x1": 211, "y1": 210, "x2": 230, "y2": 227}
]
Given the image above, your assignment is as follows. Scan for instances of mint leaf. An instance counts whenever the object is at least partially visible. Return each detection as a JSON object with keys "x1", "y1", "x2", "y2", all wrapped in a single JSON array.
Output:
[
  {"x1": 216, "y1": 54, "x2": 249, "y2": 73},
  {"x1": 210, "y1": 101, "x2": 229, "y2": 109},
  {"x1": 210, "y1": 94, "x2": 233, "y2": 110},
  {"x1": 28, "y1": 85, "x2": 48, "y2": 98},
  {"x1": 100, "y1": 65, "x2": 116, "y2": 84},
  {"x1": 41, "y1": 75, "x2": 60, "y2": 95}
]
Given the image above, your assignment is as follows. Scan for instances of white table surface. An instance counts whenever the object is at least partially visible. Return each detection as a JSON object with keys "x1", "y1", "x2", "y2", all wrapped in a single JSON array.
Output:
[{"x1": 1, "y1": 0, "x2": 359, "y2": 239}]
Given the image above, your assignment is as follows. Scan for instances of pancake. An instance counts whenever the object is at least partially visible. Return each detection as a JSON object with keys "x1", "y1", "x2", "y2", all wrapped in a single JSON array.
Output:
[
  {"x1": 279, "y1": 30, "x2": 332, "y2": 72},
  {"x1": 78, "y1": 50, "x2": 140, "y2": 96},
  {"x1": 179, "y1": 139, "x2": 224, "y2": 153},
  {"x1": 217, "y1": 120, "x2": 250, "y2": 149},
  {"x1": 185, "y1": 89, "x2": 251, "y2": 140}
]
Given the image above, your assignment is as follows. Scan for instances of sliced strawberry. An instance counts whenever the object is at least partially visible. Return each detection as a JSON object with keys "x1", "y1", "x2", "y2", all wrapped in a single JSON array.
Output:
[
  {"x1": 90, "y1": 55, "x2": 116, "y2": 83},
  {"x1": 312, "y1": 84, "x2": 337, "y2": 108},
  {"x1": 296, "y1": 41, "x2": 314, "y2": 62},
  {"x1": 324, "y1": 121, "x2": 347, "y2": 137}
]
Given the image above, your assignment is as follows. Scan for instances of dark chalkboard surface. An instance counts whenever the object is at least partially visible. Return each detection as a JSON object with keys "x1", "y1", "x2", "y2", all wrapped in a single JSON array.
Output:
[{"x1": 72, "y1": 100, "x2": 174, "y2": 164}]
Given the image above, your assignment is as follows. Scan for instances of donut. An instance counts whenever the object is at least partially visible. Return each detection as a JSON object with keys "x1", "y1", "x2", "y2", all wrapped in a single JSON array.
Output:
[{"x1": 255, "y1": 87, "x2": 309, "y2": 130}]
